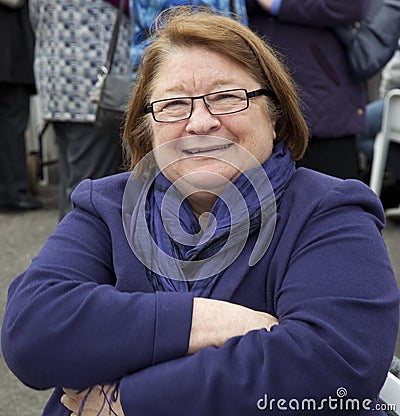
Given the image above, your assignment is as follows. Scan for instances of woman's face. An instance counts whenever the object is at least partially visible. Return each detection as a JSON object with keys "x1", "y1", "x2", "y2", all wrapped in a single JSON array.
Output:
[{"x1": 149, "y1": 46, "x2": 276, "y2": 212}]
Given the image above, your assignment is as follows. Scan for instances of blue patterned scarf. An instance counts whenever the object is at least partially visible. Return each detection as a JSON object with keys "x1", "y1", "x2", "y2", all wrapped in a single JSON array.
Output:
[{"x1": 130, "y1": 141, "x2": 295, "y2": 296}]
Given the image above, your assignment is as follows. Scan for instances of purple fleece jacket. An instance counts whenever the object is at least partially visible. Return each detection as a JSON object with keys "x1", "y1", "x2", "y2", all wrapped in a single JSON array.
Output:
[{"x1": 1, "y1": 168, "x2": 399, "y2": 415}]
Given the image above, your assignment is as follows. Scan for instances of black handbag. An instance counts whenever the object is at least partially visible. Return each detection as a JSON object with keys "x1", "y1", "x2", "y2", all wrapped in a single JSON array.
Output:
[
  {"x1": 334, "y1": 0, "x2": 400, "y2": 82},
  {"x1": 91, "y1": 0, "x2": 133, "y2": 130}
]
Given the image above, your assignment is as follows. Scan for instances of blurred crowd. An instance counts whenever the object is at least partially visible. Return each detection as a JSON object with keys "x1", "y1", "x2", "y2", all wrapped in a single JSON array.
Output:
[{"x1": 1, "y1": 0, "x2": 400, "y2": 217}]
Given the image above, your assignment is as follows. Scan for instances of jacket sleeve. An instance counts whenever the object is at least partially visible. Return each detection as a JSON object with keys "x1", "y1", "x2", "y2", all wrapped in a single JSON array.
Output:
[
  {"x1": 118, "y1": 180, "x2": 400, "y2": 415},
  {"x1": 273, "y1": 0, "x2": 371, "y2": 27},
  {"x1": 1, "y1": 179, "x2": 194, "y2": 390}
]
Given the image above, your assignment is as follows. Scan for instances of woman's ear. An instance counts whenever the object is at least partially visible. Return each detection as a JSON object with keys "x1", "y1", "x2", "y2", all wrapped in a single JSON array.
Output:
[{"x1": 271, "y1": 119, "x2": 277, "y2": 140}]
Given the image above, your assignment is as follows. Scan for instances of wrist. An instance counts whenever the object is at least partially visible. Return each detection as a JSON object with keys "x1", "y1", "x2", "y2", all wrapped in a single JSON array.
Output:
[{"x1": 257, "y1": 0, "x2": 281, "y2": 15}]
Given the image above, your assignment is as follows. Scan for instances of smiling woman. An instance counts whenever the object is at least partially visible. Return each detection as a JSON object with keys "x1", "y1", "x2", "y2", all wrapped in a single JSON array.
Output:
[
  {"x1": 1, "y1": 6, "x2": 399, "y2": 416},
  {"x1": 148, "y1": 46, "x2": 275, "y2": 211}
]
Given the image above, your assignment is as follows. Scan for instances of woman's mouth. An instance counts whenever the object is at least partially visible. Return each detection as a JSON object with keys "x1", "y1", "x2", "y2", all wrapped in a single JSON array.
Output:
[{"x1": 182, "y1": 143, "x2": 233, "y2": 155}]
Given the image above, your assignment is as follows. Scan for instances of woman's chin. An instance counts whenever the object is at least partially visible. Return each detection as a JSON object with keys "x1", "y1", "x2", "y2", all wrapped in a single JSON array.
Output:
[{"x1": 165, "y1": 164, "x2": 240, "y2": 196}]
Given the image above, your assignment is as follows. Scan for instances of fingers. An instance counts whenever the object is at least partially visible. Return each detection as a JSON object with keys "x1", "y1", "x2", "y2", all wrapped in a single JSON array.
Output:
[
  {"x1": 61, "y1": 394, "x2": 79, "y2": 413},
  {"x1": 61, "y1": 388, "x2": 89, "y2": 413},
  {"x1": 61, "y1": 384, "x2": 122, "y2": 416},
  {"x1": 63, "y1": 387, "x2": 89, "y2": 397}
]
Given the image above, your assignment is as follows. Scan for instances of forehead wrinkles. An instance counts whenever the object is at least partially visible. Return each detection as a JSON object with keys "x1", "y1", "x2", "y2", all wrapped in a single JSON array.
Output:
[{"x1": 150, "y1": 48, "x2": 249, "y2": 99}]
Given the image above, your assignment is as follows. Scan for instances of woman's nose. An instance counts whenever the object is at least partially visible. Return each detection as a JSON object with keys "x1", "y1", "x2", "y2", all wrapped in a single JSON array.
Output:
[{"x1": 185, "y1": 99, "x2": 221, "y2": 135}]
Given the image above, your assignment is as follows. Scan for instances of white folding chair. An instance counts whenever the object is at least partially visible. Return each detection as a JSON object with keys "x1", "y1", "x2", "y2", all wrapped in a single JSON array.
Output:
[
  {"x1": 379, "y1": 371, "x2": 400, "y2": 415},
  {"x1": 370, "y1": 89, "x2": 400, "y2": 197}
]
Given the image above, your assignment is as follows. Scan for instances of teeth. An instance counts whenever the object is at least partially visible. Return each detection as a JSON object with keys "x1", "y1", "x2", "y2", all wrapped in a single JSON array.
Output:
[{"x1": 184, "y1": 143, "x2": 231, "y2": 154}]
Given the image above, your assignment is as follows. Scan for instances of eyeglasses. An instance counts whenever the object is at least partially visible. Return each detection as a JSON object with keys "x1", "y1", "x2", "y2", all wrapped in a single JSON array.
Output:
[{"x1": 145, "y1": 88, "x2": 268, "y2": 123}]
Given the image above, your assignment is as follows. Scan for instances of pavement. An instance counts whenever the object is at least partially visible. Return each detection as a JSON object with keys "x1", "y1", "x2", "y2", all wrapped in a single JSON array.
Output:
[{"x1": 0, "y1": 180, "x2": 399, "y2": 416}]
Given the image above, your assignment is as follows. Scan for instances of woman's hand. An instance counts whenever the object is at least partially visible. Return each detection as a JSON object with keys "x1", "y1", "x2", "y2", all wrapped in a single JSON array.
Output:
[
  {"x1": 188, "y1": 298, "x2": 278, "y2": 354},
  {"x1": 61, "y1": 384, "x2": 124, "y2": 416},
  {"x1": 256, "y1": 0, "x2": 274, "y2": 12}
]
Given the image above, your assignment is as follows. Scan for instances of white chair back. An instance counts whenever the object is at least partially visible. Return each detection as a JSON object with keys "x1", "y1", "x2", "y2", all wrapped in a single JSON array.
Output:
[
  {"x1": 379, "y1": 371, "x2": 400, "y2": 415},
  {"x1": 370, "y1": 89, "x2": 400, "y2": 196}
]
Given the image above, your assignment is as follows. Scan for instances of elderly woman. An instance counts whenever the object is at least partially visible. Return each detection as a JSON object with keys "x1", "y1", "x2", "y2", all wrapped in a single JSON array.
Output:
[{"x1": 2, "y1": 7, "x2": 399, "y2": 416}]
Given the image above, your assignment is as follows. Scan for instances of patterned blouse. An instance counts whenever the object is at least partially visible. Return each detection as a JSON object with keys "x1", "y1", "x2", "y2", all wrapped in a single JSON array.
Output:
[
  {"x1": 30, "y1": 0, "x2": 132, "y2": 122},
  {"x1": 129, "y1": 0, "x2": 248, "y2": 70}
]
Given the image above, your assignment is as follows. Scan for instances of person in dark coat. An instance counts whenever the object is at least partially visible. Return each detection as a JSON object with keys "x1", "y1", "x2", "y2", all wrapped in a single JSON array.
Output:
[
  {"x1": 246, "y1": 0, "x2": 371, "y2": 179},
  {"x1": 0, "y1": 1, "x2": 42, "y2": 211},
  {"x1": 29, "y1": 0, "x2": 132, "y2": 220}
]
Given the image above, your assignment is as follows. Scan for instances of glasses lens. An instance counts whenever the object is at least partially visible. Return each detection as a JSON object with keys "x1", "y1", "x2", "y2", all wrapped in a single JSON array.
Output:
[
  {"x1": 206, "y1": 89, "x2": 248, "y2": 115},
  {"x1": 150, "y1": 89, "x2": 250, "y2": 122},
  {"x1": 153, "y1": 98, "x2": 192, "y2": 122}
]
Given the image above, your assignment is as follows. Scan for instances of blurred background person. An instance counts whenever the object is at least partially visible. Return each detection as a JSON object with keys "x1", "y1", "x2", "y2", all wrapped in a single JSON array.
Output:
[
  {"x1": 357, "y1": 43, "x2": 400, "y2": 211},
  {"x1": 29, "y1": 0, "x2": 132, "y2": 220},
  {"x1": 245, "y1": 0, "x2": 371, "y2": 179},
  {"x1": 0, "y1": 1, "x2": 42, "y2": 212}
]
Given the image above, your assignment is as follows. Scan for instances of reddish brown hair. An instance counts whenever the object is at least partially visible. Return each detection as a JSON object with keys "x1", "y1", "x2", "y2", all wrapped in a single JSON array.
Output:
[{"x1": 123, "y1": 6, "x2": 308, "y2": 169}]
